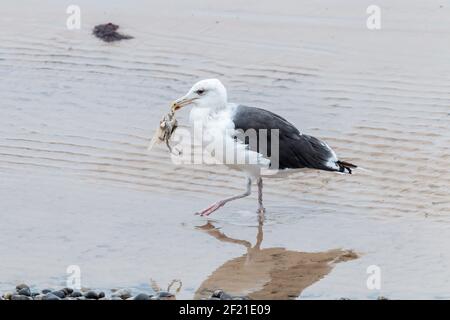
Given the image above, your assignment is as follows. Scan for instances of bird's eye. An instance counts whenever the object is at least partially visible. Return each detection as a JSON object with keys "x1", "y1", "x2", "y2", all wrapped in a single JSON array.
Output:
[{"x1": 195, "y1": 89, "x2": 206, "y2": 95}]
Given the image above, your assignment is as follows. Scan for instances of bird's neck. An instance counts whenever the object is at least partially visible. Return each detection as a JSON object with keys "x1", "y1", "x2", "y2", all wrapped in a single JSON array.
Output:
[
  {"x1": 189, "y1": 103, "x2": 235, "y2": 125},
  {"x1": 189, "y1": 106, "x2": 211, "y2": 124}
]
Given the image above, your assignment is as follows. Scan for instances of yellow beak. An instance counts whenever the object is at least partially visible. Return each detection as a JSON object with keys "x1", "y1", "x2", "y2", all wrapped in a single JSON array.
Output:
[{"x1": 171, "y1": 97, "x2": 197, "y2": 112}]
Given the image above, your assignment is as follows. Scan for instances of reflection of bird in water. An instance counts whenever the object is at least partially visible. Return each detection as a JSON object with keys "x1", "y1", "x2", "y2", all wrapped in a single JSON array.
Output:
[{"x1": 195, "y1": 217, "x2": 357, "y2": 300}]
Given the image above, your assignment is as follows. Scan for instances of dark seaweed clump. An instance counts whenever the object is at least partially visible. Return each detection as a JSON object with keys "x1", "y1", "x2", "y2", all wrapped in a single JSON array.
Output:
[{"x1": 93, "y1": 23, "x2": 133, "y2": 42}]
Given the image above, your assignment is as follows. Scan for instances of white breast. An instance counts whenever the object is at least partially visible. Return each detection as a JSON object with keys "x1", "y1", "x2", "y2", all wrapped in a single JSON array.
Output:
[{"x1": 189, "y1": 104, "x2": 270, "y2": 177}]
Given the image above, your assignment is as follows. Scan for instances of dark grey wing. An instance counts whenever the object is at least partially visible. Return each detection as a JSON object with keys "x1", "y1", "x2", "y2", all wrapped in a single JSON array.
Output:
[{"x1": 232, "y1": 105, "x2": 339, "y2": 171}]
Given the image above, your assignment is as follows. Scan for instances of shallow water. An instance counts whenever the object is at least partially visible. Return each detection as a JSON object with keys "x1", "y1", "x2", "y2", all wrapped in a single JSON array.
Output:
[{"x1": 1, "y1": 0, "x2": 450, "y2": 299}]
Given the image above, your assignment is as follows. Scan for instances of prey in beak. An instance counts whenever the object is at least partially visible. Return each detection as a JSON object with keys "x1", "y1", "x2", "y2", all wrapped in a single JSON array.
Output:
[{"x1": 149, "y1": 103, "x2": 181, "y2": 155}]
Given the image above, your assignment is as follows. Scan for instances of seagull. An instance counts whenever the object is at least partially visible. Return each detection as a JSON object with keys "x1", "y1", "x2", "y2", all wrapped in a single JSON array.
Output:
[{"x1": 172, "y1": 79, "x2": 357, "y2": 216}]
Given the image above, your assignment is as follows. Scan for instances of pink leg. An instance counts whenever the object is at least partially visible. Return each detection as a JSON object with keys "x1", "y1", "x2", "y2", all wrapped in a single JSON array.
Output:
[{"x1": 196, "y1": 177, "x2": 252, "y2": 216}]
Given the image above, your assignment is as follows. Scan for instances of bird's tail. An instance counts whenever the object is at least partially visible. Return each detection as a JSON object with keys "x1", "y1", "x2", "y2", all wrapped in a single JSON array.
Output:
[{"x1": 336, "y1": 160, "x2": 357, "y2": 174}]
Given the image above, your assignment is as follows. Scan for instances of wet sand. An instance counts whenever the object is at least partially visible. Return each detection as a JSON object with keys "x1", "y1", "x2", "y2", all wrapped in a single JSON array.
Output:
[{"x1": 1, "y1": 0, "x2": 450, "y2": 299}]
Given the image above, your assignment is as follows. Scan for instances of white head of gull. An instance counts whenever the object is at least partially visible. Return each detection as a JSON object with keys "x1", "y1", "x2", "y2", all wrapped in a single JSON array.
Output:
[
  {"x1": 173, "y1": 79, "x2": 228, "y2": 111},
  {"x1": 172, "y1": 79, "x2": 357, "y2": 216}
]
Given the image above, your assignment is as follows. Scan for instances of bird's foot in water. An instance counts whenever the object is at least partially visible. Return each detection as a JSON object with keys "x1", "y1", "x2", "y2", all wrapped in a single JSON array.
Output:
[{"x1": 195, "y1": 201, "x2": 226, "y2": 216}]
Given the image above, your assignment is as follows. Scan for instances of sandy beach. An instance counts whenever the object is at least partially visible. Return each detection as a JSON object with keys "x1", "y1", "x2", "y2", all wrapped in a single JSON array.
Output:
[{"x1": 1, "y1": 0, "x2": 450, "y2": 299}]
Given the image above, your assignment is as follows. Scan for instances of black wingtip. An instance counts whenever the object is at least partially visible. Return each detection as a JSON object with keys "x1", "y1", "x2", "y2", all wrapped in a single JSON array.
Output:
[{"x1": 337, "y1": 161, "x2": 357, "y2": 174}]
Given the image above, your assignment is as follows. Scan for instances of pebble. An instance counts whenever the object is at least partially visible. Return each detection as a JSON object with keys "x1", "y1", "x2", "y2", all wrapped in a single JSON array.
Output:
[
  {"x1": 51, "y1": 290, "x2": 66, "y2": 299},
  {"x1": 42, "y1": 293, "x2": 61, "y2": 300},
  {"x1": 18, "y1": 287, "x2": 31, "y2": 297},
  {"x1": 11, "y1": 294, "x2": 32, "y2": 300},
  {"x1": 16, "y1": 283, "x2": 29, "y2": 292},
  {"x1": 207, "y1": 289, "x2": 250, "y2": 300},
  {"x1": 158, "y1": 291, "x2": 174, "y2": 298},
  {"x1": 2, "y1": 292, "x2": 13, "y2": 300},
  {"x1": 41, "y1": 289, "x2": 52, "y2": 294},
  {"x1": 112, "y1": 288, "x2": 132, "y2": 300},
  {"x1": 70, "y1": 290, "x2": 83, "y2": 298},
  {"x1": 151, "y1": 291, "x2": 175, "y2": 300},
  {"x1": 133, "y1": 293, "x2": 150, "y2": 300},
  {"x1": 84, "y1": 291, "x2": 99, "y2": 299},
  {"x1": 211, "y1": 289, "x2": 232, "y2": 300},
  {"x1": 62, "y1": 288, "x2": 73, "y2": 296}
]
